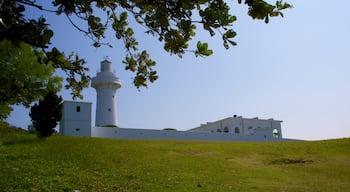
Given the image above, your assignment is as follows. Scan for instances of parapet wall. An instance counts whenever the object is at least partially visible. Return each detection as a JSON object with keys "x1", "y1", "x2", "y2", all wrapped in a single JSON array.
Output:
[{"x1": 91, "y1": 127, "x2": 291, "y2": 142}]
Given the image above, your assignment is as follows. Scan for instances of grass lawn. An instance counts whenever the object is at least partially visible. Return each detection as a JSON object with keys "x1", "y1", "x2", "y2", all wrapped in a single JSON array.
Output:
[{"x1": 1, "y1": 126, "x2": 350, "y2": 191}]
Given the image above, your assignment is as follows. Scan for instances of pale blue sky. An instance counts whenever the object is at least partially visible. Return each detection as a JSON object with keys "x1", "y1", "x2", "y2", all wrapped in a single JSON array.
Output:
[{"x1": 7, "y1": 1, "x2": 350, "y2": 140}]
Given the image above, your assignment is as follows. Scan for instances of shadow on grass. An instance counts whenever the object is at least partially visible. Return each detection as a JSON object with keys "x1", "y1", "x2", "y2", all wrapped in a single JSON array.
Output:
[
  {"x1": 270, "y1": 158, "x2": 314, "y2": 165},
  {"x1": 2, "y1": 135, "x2": 41, "y2": 146}
]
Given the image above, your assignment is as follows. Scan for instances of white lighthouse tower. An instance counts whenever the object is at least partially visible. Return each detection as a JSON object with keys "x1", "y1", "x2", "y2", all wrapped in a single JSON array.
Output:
[{"x1": 91, "y1": 60, "x2": 121, "y2": 127}]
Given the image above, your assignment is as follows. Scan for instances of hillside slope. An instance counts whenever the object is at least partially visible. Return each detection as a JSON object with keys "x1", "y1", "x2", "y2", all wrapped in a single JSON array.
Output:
[{"x1": 1, "y1": 129, "x2": 349, "y2": 191}]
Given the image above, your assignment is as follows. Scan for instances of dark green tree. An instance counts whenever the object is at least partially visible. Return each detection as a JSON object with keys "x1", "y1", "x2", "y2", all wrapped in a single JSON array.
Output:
[
  {"x1": 29, "y1": 91, "x2": 63, "y2": 138},
  {"x1": 0, "y1": 0, "x2": 291, "y2": 105}
]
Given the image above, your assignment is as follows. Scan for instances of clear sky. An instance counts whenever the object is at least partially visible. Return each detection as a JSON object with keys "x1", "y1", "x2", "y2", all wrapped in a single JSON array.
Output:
[{"x1": 6, "y1": 0, "x2": 350, "y2": 140}]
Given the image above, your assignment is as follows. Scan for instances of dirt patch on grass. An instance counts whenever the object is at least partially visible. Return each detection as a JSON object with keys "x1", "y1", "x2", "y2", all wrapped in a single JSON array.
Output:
[{"x1": 270, "y1": 158, "x2": 314, "y2": 165}]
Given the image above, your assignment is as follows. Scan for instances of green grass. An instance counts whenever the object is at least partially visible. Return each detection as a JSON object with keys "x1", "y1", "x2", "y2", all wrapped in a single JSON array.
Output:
[{"x1": 1, "y1": 127, "x2": 350, "y2": 192}]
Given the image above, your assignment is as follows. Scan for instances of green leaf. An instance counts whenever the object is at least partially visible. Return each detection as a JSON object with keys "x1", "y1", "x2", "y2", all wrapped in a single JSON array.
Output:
[
  {"x1": 93, "y1": 42, "x2": 101, "y2": 48},
  {"x1": 120, "y1": 12, "x2": 128, "y2": 21},
  {"x1": 41, "y1": 29, "x2": 54, "y2": 44},
  {"x1": 227, "y1": 40, "x2": 237, "y2": 46},
  {"x1": 135, "y1": 17, "x2": 143, "y2": 24},
  {"x1": 196, "y1": 41, "x2": 213, "y2": 57},
  {"x1": 224, "y1": 29, "x2": 236, "y2": 39},
  {"x1": 125, "y1": 28, "x2": 134, "y2": 37},
  {"x1": 223, "y1": 41, "x2": 229, "y2": 49}
]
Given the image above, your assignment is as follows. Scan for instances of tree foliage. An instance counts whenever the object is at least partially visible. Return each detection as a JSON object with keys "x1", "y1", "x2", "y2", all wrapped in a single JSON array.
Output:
[
  {"x1": 0, "y1": 39, "x2": 62, "y2": 119},
  {"x1": 29, "y1": 91, "x2": 63, "y2": 138},
  {"x1": 0, "y1": 0, "x2": 291, "y2": 94}
]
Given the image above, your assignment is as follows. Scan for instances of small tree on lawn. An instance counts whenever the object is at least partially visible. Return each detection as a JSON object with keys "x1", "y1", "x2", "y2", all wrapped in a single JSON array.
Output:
[{"x1": 29, "y1": 91, "x2": 63, "y2": 138}]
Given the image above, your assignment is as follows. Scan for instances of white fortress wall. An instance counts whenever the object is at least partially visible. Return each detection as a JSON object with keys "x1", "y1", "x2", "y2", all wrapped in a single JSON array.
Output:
[{"x1": 91, "y1": 127, "x2": 288, "y2": 142}]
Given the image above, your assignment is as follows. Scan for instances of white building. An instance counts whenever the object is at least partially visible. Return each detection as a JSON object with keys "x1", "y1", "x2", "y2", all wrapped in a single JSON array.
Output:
[
  {"x1": 59, "y1": 101, "x2": 92, "y2": 137},
  {"x1": 189, "y1": 115, "x2": 282, "y2": 140},
  {"x1": 59, "y1": 60, "x2": 293, "y2": 142}
]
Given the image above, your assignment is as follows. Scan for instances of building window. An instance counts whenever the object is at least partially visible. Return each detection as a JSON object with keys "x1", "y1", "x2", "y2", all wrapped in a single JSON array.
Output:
[
  {"x1": 234, "y1": 127, "x2": 240, "y2": 134},
  {"x1": 248, "y1": 126, "x2": 254, "y2": 135},
  {"x1": 108, "y1": 108, "x2": 111, "y2": 112},
  {"x1": 76, "y1": 106, "x2": 80, "y2": 112},
  {"x1": 75, "y1": 128, "x2": 80, "y2": 131},
  {"x1": 217, "y1": 129, "x2": 222, "y2": 133},
  {"x1": 223, "y1": 126, "x2": 229, "y2": 133}
]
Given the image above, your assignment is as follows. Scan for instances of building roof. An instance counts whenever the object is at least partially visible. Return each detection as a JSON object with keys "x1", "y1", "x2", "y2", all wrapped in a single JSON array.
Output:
[{"x1": 189, "y1": 115, "x2": 282, "y2": 131}]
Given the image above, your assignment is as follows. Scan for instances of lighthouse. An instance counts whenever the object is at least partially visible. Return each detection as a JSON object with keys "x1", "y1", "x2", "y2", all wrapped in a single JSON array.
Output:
[{"x1": 91, "y1": 60, "x2": 121, "y2": 127}]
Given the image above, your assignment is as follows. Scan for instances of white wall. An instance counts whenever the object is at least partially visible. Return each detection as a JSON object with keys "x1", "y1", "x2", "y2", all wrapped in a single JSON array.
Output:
[
  {"x1": 60, "y1": 101, "x2": 92, "y2": 136},
  {"x1": 91, "y1": 127, "x2": 291, "y2": 142},
  {"x1": 59, "y1": 101, "x2": 290, "y2": 142}
]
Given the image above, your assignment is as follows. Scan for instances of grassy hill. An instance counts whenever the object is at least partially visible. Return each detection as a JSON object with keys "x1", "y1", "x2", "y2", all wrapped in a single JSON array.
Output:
[{"x1": 1, "y1": 127, "x2": 350, "y2": 192}]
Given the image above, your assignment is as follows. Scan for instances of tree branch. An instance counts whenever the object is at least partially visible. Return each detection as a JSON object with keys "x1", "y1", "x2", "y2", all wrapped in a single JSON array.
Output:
[
  {"x1": 17, "y1": 0, "x2": 57, "y2": 13},
  {"x1": 65, "y1": 14, "x2": 89, "y2": 35}
]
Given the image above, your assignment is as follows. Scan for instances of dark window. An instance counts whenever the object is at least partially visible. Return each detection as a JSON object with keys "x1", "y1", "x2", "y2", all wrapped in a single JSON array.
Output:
[
  {"x1": 108, "y1": 108, "x2": 111, "y2": 112},
  {"x1": 248, "y1": 126, "x2": 254, "y2": 135},
  {"x1": 76, "y1": 106, "x2": 80, "y2": 112},
  {"x1": 75, "y1": 128, "x2": 80, "y2": 131},
  {"x1": 234, "y1": 127, "x2": 240, "y2": 134},
  {"x1": 223, "y1": 126, "x2": 229, "y2": 133}
]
